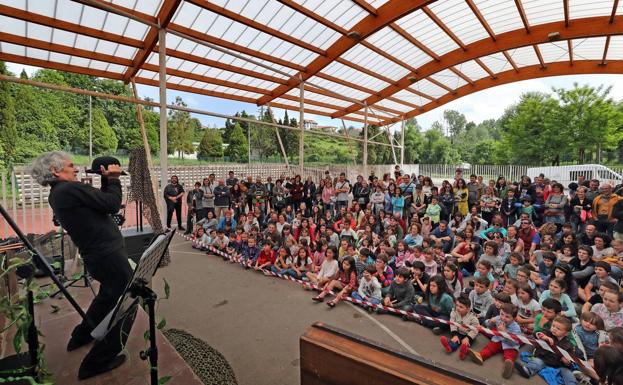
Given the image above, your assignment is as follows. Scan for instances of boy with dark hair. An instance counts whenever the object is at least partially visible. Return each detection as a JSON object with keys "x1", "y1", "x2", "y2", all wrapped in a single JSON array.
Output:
[
  {"x1": 534, "y1": 298, "x2": 563, "y2": 334},
  {"x1": 407, "y1": 260, "x2": 429, "y2": 304},
  {"x1": 515, "y1": 316, "x2": 576, "y2": 384},
  {"x1": 440, "y1": 295, "x2": 479, "y2": 360},
  {"x1": 483, "y1": 292, "x2": 513, "y2": 322},
  {"x1": 382, "y1": 267, "x2": 415, "y2": 314},
  {"x1": 254, "y1": 241, "x2": 276, "y2": 271}
]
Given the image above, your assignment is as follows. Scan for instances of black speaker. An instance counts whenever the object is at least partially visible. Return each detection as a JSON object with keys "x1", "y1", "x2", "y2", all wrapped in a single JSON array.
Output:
[{"x1": 121, "y1": 226, "x2": 155, "y2": 264}]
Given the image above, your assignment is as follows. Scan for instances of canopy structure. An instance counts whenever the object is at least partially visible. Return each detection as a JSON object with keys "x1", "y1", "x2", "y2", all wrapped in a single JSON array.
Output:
[{"x1": 1, "y1": 0, "x2": 622, "y2": 171}]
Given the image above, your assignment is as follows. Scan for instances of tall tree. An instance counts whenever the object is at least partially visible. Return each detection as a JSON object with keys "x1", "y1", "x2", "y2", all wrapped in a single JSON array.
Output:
[
  {"x1": 167, "y1": 96, "x2": 195, "y2": 159},
  {"x1": 91, "y1": 107, "x2": 118, "y2": 154},
  {"x1": 225, "y1": 122, "x2": 248, "y2": 163},
  {"x1": 403, "y1": 118, "x2": 424, "y2": 164},
  {"x1": 0, "y1": 62, "x2": 17, "y2": 166},
  {"x1": 197, "y1": 129, "x2": 223, "y2": 159},
  {"x1": 443, "y1": 109, "x2": 467, "y2": 141}
]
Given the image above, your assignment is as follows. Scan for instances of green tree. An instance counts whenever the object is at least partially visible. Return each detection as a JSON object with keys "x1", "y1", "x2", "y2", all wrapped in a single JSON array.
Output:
[
  {"x1": 91, "y1": 107, "x2": 118, "y2": 153},
  {"x1": 198, "y1": 129, "x2": 223, "y2": 159},
  {"x1": 443, "y1": 109, "x2": 467, "y2": 141},
  {"x1": 419, "y1": 122, "x2": 460, "y2": 164},
  {"x1": 0, "y1": 62, "x2": 17, "y2": 166},
  {"x1": 402, "y1": 118, "x2": 424, "y2": 164},
  {"x1": 167, "y1": 96, "x2": 195, "y2": 159},
  {"x1": 225, "y1": 123, "x2": 248, "y2": 162}
]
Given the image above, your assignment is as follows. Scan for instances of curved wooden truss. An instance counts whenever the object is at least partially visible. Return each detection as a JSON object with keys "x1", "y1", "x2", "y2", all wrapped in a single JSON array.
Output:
[{"x1": 0, "y1": 0, "x2": 621, "y2": 125}]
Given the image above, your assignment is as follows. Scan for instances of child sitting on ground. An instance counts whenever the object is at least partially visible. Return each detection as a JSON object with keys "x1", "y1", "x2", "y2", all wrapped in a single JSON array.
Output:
[
  {"x1": 469, "y1": 277, "x2": 493, "y2": 324},
  {"x1": 421, "y1": 247, "x2": 439, "y2": 277},
  {"x1": 413, "y1": 275, "x2": 454, "y2": 334},
  {"x1": 573, "y1": 311, "x2": 606, "y2": 364},
  {"x1": 305, "y1": 245, "x2": 339, "y2": 288},
  {"x1": 351, "y1": 265, "x2": 382, "y2": 310},
  {"x1": 516, "y1": 284, "x2": 541, "y2": 334},
  {"x1": 473, "y1": 260, "x2": 496, "y2": 291},
  {"x1": 192, "y1": 227, "x2": 209, "y2": 249},
  {"x1": 468, "y1": 303, "x2": 521, "y2": 379},
  {"x1": 504, "y1": 252, "x2": 523, "y2": 280},
  {"x1": 407, "y1": 260, "x2": 429, "y2": 304},
  {"x1": 313, "y1": 256, "x2": 357, "y2": 308},
  {"x1": 534, "y1": 298, "x2": 563, "y2": 334},
  {"x1": 539, "y1": 278, "x2": 577, "y2": 318},
  {"x1": 515, "y1": 316, "x2": 576, "y2": 384},
  {"x1": 440, "y1": 295, "x2": 479, "y2": 360},
  {"x1": 254, "y1": 241, "x2": 276, "y2": 271},
  {"x1": 381, "y1": 267, "x2": 415, "y2": 314},
  {"x1": 240, "y1": 236, "x2": 260, "y2": 267},
  {"x1": 483, "y1": 292, "x2": 512, "y2": 324}
]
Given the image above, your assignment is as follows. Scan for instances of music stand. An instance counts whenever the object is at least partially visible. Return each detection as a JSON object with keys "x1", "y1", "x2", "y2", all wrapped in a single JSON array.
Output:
[{"x1": 91, "y1": 230, "x2": 174, "y2": 385}]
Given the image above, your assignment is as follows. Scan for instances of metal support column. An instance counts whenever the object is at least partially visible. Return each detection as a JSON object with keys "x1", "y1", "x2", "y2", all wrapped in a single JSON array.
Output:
[
  {"x1": 363, "y1": 103, "x2": 368, "y2": 176},
  {"x1": 299, "y1": 75, "x2": 304, "y2": 173},
  {"x1": 400, "y1": 118, "x2": 405, "y2": 165},
  {"x1": 158, "y1": 28, "x2": 168, "y2": 216}
]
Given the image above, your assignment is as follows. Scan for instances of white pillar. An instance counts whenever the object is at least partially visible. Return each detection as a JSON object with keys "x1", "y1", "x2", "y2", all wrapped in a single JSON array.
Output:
[
  {"x1": 400, "y1": 118, "x2": 405, "y2": 165},
  {"x1": 299, "y1": 76, "x2": 304, "y2": 173},
  {"x1": 363, "y1": 103, "x2": 368, "y2": 176},
  {"x1": 158, "y1": 28, "x2": 168, "y2": 216}
]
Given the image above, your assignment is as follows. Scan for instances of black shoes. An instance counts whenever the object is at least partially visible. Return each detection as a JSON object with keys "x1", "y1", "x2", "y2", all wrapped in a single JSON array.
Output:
[
  {"x1": 67, "y1": 335, "x2": 93, "y2": 352},
  {"x1": 178, "y1": 226, "x2": 186, "y2": 232},
  {"x1": 78, "y1": 354, "x2": 127, "y2": 380}
]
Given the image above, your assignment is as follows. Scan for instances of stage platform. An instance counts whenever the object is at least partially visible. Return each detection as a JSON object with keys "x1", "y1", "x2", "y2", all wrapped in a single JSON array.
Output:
[{"x1": 2, "y1": 280, "x2": 203, "y2": 385}]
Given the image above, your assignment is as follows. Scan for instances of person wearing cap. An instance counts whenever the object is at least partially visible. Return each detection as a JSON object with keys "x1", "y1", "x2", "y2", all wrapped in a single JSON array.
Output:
[
  {"x1": 29, "y1": 151, "x2": 135, "y2": 379},
  {"x1": 163, "y1": 175, "x2": 185, "y2": 231}
]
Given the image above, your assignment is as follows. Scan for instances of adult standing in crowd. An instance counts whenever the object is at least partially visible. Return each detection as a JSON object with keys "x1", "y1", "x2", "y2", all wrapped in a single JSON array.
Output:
[
  {"x1": 214, "y1": 179, "x2": 231, "y2": 218},
  {"x1": 164, "y1": 175, "x2": 185, "y2": 231},
  {"x1": 201, "y1": 176, "x2": 215, "y2": 220}
]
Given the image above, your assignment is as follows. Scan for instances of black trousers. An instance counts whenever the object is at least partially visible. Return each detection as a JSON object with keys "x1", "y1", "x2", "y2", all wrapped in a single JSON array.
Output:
[
  {"x1": 72, "y1": 249, "x2": 136, "y2": 368},
  {"x1": 166, "y1": 203, "x2": 182, "y2": 228}
]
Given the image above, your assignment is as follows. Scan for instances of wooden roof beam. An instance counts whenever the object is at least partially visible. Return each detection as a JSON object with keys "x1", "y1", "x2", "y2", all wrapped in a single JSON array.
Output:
[
  {"x1": 0, "y1": 4, "x2": 144, "y2": 48},
  {"x1": 360, "y1": 41, "x2": 419, "y2": 73},
  {"x1": 533, "y1": 45, "x2": 546, "y2": 69},
  {"x1": 71, "y1": 0, "x2": 157, "y2": 24},
  {"x1": 156, "y1": 46, "x2": 288, "y2": 85},
  {"x1": 474, "y1": 58, "x2": 496, "y2": 78},
  {"x1": 601, "y1": 35, "x2": 611, "y2": 65},
  {"x1": 256, "y1": 0, "x2": 436, "y2": 105},
  {"x1": 336, "y1": 58, "x2": 398, "y2": 85},
  {"x1": 421, "y1": 6, "x2": 467, "y2": 50},
  {"x1": 167, "y1": 24, "x2": 305, "y2": 72},
  {"x1": 123, "y1": 0, "x2": 182, "y2": 82},
  {"x1": 185, "y1": 0, "x2": 326, "y2": 55},
  {"x1": 390, "y1": 23, "x2": 441, "y2": 61},
  {"x1": 379, "y1": 60, "x2": 623, "y2": 125},
  {"x1": 406, "y1": 87, "x2": 436, "y2": 102},
  {"x1": 425, "y1": 76, "x2": 455, "y2": 93},
  {"x1": 611, "y1": 0, "x2": 620, "y2": 24},
  {"x1": 0, "y1": 52, "x2": 124, "y2": 79},
  {"x1": 333, "y1": 15, "x2": 623, "y2": 118},
  {"x1": 0, "y1": 31, "x2": 133, "y2": 67},
  {"x1": 466, "y1": 0, "x2": 497, "y2": 41},
  {"x1": 514, "y1": 0, "x2": 530, "y2": 33},
  {"x1": 449, "y1": 67, "x2": 475, "y2": 85},
  {"x1": 276, "y1": 0, "x2": 347, "y2": 34},
  {"x1": 563, "y1": 0, "x2": 570, "y2": 27},
  {"x1": 352, "y1": 0, "x2": 378, "y2": 16},
  {"x1": 568, "y1": 40, "x2": 574, "y2": 65},
  {"x1": 502, "y1": 51, "x2": 520, "y2": 72}
]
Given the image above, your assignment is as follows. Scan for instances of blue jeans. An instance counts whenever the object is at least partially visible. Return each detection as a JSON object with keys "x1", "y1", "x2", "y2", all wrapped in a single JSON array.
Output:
[
  {"x1": 413, "y1": 305, "x2": 449, "y2": 329},
  {"x1": 351, "y1": 292, "x2": 381, "y2": 305},
  {"x1": 523, "y1": 357, "x2": 577, "y2": 385},
  {"x1": 282, "y1": 268, "x2": 303, "y2": 279}
]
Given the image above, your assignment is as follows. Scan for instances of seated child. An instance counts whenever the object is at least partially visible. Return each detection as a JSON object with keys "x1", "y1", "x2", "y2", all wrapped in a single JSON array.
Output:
[
  {"x1": 468, "y1": 303, "x2": 521, "y2": 379},
  {"x1": 531, "y1": 251, "x2": 556, "y2": 288},
  {"x1": 254, "y1": 241, "x2": 276, "y2": 271},
  {"x1": 407, "y1": 260, "x2": 429, "y2": 304},
  {"x1": 582, "y1": 281, "x2": 620, "y2": 314},
  {"x1": 483, "y1": 292, "x2": 512, "y2": 324},
  {"x1": 351, "y1": 265, "x2": 382, "y2": 309},
  {"x1": 270, "y1": 247, "x2": 290, "y2": 275},
  {"x1": 240, "y1": 236, "x2": 260, "y2": 267},
  {"x1": 534, "y1": 298, "x2": 563, "y2": 334},
  {"x1": 539, "y1": 278, "x2": 577, "y2": 318},
  {"x1": 469, "y1": 277, "x2": 494, "y2": 323},
  {"x1": 192, "y1": 227, "x2": 209, "y2": 249},
  {"x1": 305, "y1": 245, "x2": 339, "y2": 288},
  {"x1": 573, "y1": 311, "x2": 606, "y2": 364},
  {"x1": 413, "y1": 275, "x2": 454, "y2": 333},
  {"x1": 284, "y1": 247, "x2": 312, "y2": 279},
  {"x1": 516, "y1": 284, "x2": 541, "y2": 334},
  {"x1": 504, "y1": 252, "x2": 523, "y2": 280},
  {"x1": 515, "y1": 316, "x2": 576, "y2": 384},
  {"x1": 473, "y1": 260, "x2": 496, "y2": 291},
  {"x1": 583, "y1": 261, "x2": 618, "y2": 303},
  {"x1": 421, "y1": 247, "x2": 439, "y2": 277},
  {"x1": 381, "y1": 267, "x2": 414, "y2": 314},
  {"x1": 440, "y1": 295, "x2": 479, "y2": 360},
  {"x1": 502, "y1": 278, "x2": 520, "y2": 305},
  {"x1": 373, "y1": 253, "x2": 394, "y2": 297},
  {"x1": 313, "y1": 256, "x2": 357, "y2": 308}
]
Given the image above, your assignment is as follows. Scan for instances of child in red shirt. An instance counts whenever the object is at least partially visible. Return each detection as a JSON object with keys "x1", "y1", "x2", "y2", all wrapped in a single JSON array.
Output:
[{"x1": 254, "y1": 241, "x2": 276, "y2": 271}]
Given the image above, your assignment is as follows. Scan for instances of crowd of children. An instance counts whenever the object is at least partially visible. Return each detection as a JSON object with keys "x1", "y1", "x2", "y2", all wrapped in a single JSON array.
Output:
[{"x1": 185, "y1": 167, "x2": 623, "y2": 384}]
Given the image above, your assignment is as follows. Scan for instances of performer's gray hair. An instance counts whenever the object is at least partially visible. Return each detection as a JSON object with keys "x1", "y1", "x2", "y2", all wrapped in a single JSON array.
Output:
[{"x1": 29, "y1": 151, "x2": 71, "y2": 186}]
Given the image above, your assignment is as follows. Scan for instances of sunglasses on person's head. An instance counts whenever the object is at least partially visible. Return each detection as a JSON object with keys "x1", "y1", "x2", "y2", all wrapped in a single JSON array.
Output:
[{"x1": 521, "y1": 221, "x2": 530, "y2": 224}]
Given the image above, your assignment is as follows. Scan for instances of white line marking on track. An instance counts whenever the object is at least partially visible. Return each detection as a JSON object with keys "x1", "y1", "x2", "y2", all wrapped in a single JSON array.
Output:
[
  {"x1": 169, "y1": 249, "x2": 205, "y2": 255},
  {"x1": 348, "y1": 303, "x2": 419, "y2": 356}
]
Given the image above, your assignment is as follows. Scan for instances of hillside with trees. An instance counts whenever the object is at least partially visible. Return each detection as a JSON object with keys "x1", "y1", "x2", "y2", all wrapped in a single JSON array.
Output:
[{"x1": 0, "y1": 61, "x2": 622, "y2": 168}]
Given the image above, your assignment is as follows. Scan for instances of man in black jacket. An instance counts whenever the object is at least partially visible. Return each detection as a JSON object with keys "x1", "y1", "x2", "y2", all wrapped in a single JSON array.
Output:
[{"x1": 30, "y1": 152, "x2": 135, "y2": 380}]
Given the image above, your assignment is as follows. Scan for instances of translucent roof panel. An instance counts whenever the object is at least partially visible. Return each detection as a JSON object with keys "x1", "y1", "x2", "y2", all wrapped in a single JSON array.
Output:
[
  {"x1": 340, "y1": 44, "x2": 410, "y2": 82},
  {"x1": 569, "y1": 0, "x2": 614, "y2": 19},
  {"x1": 306, "y1": 76, "x2": 372, "y2": 100},
  {"x1": 322, "y1": 60, "x2": 391, "y2": 91},
  {"x1": 572, "y1": 37, "x2": 608, "y2": 61},
  {"x1": 537, "y1": 41, "x2": 570, "y2": 64},
  {"x1": 473, "y1": 0, "x2": 524, "y2": 35},
  {"x1": 478, "y1": 52, "x2": 512, "y2": 73},
  {"x1": 396, "y1": 10, "x2": 460, "y2": 57},
  {"x1": 606, "y1": 36, "x2": 623, "y2": 61},
  {"x1": 430, "y1": 69, "x2": 468, "y2": 91},
  {"x1": 110, "y1": 0, "x2": 163, "y2": 17},
  {"x1": 410, "y1": 79, "x2": 450, "y2": 99},
  {"x1": 373, "y1": 99, "x2": 412, "y2": 114},
  {"x1": 392, "y1": 91, "x2": 427, "y2": 106},
  {"x1": 428, "y1": 0, "x2": 489, "y2": 45},
  {"x1": 455, "y1": 60, "x2": 490, "y2": 81},
  {"x1": 522, "y1": 0, "x2": 565, "y2": 26},
  {"x1": 208, "y1": 0, "x2": 341, "y2": 50},
  {"x1": 507, "y1": 46, "x2": 540, "y2": 68},
  {"x1": 299, "y1": 0, "x2": 368, "y2": 30},
  {"x1": 366, "y1": 27, "x2": 433, "y2": 69}
]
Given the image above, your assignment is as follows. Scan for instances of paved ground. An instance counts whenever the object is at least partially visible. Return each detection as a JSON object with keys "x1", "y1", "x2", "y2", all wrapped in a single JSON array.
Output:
[{"x1": 153, "y1": 235, "x2": 537, "y2": 385}]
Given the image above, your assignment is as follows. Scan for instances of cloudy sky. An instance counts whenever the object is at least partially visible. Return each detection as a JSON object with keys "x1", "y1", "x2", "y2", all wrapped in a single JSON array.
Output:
[{"x1": 7, "y1": 62, "x2": 623, "y2": 132}]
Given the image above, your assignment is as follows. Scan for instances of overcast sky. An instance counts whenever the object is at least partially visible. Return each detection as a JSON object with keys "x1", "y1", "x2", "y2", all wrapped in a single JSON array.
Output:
[{"x1": 7, "y1": 62, "x2": 623, "y2": 132}]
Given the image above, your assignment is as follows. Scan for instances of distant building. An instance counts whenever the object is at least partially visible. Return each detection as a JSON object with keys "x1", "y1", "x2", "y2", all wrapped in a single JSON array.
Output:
[{"x1": 304, "y1": 119, "x2": 318, "y2": 130}]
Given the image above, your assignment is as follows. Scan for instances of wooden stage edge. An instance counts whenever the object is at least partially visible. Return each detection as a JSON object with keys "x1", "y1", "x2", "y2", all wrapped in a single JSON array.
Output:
[{"x1": 301, "y1": 322, "x2": 500, "y2": 385}]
